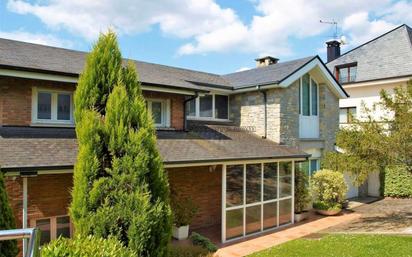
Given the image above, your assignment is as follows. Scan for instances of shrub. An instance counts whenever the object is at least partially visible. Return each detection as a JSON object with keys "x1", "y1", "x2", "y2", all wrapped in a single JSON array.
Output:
[
  {"x1": 294, "y1": 169, "x2": 310, "y2": 213},
  {"x1": 384, "y1": 165, "x2": 412, "y2": 198},
  {"x1": 0, "y1": 172, "x2": 18, "y2": 257},
  {"x1": 311, "y1": 169, "x2": 347, "y2": 210},
  {"x1": 190, "y1": 233, "x2": 218, "y2": 252},
  {"x1": 70, "y1": 31, "x2": 171, "y2": 257},
  {"x1": 168, "y1": 244, "x2": 212, "y2": 257},
  {"x1": 41, "y1": 235, "x2": 136, "y2": 257},
  {"x1": 171, "y1": 190, "x2": 199, "y2": 227}
]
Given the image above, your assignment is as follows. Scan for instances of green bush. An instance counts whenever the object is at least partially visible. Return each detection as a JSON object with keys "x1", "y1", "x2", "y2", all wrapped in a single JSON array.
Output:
[
  {"x1": 294, "y1": 169, "x2": 310, "y2": 213},
  {"x1": 171, "y1": 190, "x2": 199, "y2": 227},
  {"x1": 384, "y1": 165, "x2": 412, "y2": 198},
  {"x1": 190, "y1": 233, "x2": 217, "y2": 252},
  {"x1": 311, "y1": 169, "x2": 347, "y2": 210},
  {"x1": 0, "y1": 172, "x2": 18, "y2": 257},
  {"x1": 70, "y1": 31, "x2": 171, "y2": 257},
  {"x1": 41, "y1": 236, "x2": 136, "y2": 257},
  {"x1": 168, "y1": 244, "x2": 212, "y2": 257},
  {"x1": 312, "y1": 201, "x2": 341, "y2": 211}
]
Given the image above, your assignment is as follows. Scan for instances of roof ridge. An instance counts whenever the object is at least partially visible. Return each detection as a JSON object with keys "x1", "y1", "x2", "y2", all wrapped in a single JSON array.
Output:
[
  {"x1": 223, "y1": 55, "x2": 316, "y2": 77},
  {"x1": 327, "y1": 24, "x2": 408, "y2": 64}
]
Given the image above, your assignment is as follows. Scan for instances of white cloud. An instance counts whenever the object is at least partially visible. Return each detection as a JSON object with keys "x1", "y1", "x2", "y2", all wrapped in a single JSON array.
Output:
[
  {"x1": 0, "y1": 30, "x2": 72, "y2": 47},
  {"x1": 6, "y1": 0, "x2": 412, "y2": 57}
]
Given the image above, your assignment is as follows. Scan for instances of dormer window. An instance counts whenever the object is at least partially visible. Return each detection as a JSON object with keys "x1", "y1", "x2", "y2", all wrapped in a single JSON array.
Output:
[{"x1": 335, "y1": 63, "x2": 357, "y2": 83}]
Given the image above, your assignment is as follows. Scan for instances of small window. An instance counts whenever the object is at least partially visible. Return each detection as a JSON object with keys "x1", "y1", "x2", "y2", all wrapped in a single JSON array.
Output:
[
  {"x1": 339, "y1": 107, "x2": 356, "y2": 124},
  {"x1": 32, "y1": 215, "x2": 72, "y2": 245},
  {"x1": 147, "y1": 99, "x2": 170, "y2": 128},
  {"x1": 33, "y1": 88, "x2": 74, "y2": 125},
  {"x1": 336, "y1": 64, "x2": 357, "y2": 83}
]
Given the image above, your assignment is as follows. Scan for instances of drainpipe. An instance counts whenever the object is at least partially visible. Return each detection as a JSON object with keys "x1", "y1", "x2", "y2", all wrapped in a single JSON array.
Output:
[
  {"x1": 259, "y1": 87, "x2": 268, "y2": 139},
  {"x1": 183, "y1": 92, "x2": 199, "y2": 131}
]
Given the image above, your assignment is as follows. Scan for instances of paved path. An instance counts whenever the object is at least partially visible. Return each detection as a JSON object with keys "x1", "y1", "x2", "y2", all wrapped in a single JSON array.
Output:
[{"x1": 215, "y1": 212, "x2": 360, "y2": 257}]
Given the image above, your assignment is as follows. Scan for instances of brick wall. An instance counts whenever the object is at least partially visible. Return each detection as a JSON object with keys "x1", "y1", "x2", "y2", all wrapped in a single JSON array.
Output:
[
  {"x1": 167, "y1": 165, "x2": 222, "y2": 230},
  {"x1": 0, "y1": 76, "x2": 185, "y2": 130},
  {"x1": 0, "y1": 77, "x2": 75, "y2": 126},
  {"x1": 5, "y1": 173, "x2": 73, "y2": 229}
]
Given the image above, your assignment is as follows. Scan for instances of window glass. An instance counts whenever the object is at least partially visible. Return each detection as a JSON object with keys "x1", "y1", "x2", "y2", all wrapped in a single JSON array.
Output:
[
  {"x1": 226, "y1": 209, "x2": 243, "y2": 239},
  {"x1": 56, "y1": 216, "x2": 71, "y2": 239},
  {"x1": 57, "y1": 94, "x2": 71, "y2": 120},
  {"x1": 348, "y1": 107, "x2": 356, "y2": 122},
  {"x1": 186, "y1": 98, "x2": 196, "y2": 116},
  {"x1": 226, "y1": 165, "x2": 244, "y2": 207},
  {"x1": 199, "y1": 95, "x2": 213, "y2": 117},
  {"x1": 264, "y1": 163, "x2": 277, "y2": 201},
  {"x1": 263, "y1": 202, "x2": 277, "y2": 229},
  {"x1": 339, "y1": 67, "x2": 349, "y2": 83},
  {"x1": 151, "y1": 101, "x2": 163, "y2": 125},
  {"x1": 301, "y1": 74, "x2": 310, "y2": 116},
  {"x1": 246, "y1": 205, "x2": 261, "y2": 235},
  {"x1": 349, "y1": 66, "x2": 357, "y2": 82},
  {"x1": 37, "y1": 92, "x2": 52, "y2": 119},
  {"x1": 279, "y1": 162, "x2": 292, "y2": 198},
  {"x1": 36, "y1": 218, "x2": 51, "y2": 245},
  {"x1": 279, "y1": 199, "x2": 292, "y2": 225},
  {"x1": 246, "y1": 164, "x2": 261, "y2": 204},
  {"x1": 311, "y1": 79, "x2": 318, "y2": 116},
  {"x1": 215, "y1": 95, "x2": 228, "y2": 119},
  {"x1": 339, "y1": 108, "x2": 348, "y2": 123},
  {"x1": 310, "y1": 159, "x2": 319, "y2": 175}
]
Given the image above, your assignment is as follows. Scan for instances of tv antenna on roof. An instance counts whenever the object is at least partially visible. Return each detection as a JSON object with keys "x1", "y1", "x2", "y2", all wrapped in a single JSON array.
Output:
[{"x1": 320, "y1": 19, "x2": 346, "y2": 45}]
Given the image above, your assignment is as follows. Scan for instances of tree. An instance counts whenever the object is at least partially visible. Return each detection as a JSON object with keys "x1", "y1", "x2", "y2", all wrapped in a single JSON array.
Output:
[
  {"x1": 323, "y1": 80, "x2": 412, "y2": 185},
  {"x1": 70, "y1": 31, "x2": 172, "y2": 257},
  {"x1": 0, "y1": 172, "x2": 18, "y2": 257}
]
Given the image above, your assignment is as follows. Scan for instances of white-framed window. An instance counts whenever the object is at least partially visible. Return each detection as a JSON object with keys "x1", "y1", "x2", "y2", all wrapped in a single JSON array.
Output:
[
  {"x1": 222, "y1": 161, "x2": 295, "y2": 242},
  {"x1": 32, "y1": 87, "x2": 74, "y2": 125},
  {"x1": 146, "y1": 98, "x2": 171, "y2": 128},
  {"x1": 299, "y1": 74, "x2": 319, "y2": 117},
  {"x1": 186, "y1": 94, "x2": 229, "y2": 121},
  {"x1": 339, "y1": 107, "x2": 356, "y2": 124},
  {"x1": 31, "y1": 215, "x2": 72, "y2": 246}
]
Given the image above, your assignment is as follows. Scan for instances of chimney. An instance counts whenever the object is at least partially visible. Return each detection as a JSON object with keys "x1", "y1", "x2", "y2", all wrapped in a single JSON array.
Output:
[
  {"x1": 255, "y1": 56, "x2": 279, "y2": 68},
  {"x1": 326, "y1": 40, "x2": 341, "y2": 62}
]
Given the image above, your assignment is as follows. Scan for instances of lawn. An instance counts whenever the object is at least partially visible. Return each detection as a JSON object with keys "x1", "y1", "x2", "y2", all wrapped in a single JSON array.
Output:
[{"x1": 248, "y1": 234, "x2": 412, "y2": 257}]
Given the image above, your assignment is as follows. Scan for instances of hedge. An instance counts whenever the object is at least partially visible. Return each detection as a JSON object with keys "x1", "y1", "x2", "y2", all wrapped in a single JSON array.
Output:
[{"x1": 384, "y1": 165, "x2": 412, "y2": 198}]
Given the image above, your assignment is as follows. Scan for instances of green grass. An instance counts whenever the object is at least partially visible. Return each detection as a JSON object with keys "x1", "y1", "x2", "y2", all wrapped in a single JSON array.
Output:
[{"x1": 248, "y1": 234, "x2": 412, "y2": 257}]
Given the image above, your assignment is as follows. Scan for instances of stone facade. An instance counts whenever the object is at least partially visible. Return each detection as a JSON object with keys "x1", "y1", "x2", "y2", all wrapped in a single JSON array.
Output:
[{"x1": 230, "y1": 73, "x2": 339, "y2": 155}]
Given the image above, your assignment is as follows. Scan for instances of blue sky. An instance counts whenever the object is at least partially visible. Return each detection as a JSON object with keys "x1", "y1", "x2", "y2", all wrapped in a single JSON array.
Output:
[{"x1": 1, "y1": 0, "x2": 412, "y2": 74}]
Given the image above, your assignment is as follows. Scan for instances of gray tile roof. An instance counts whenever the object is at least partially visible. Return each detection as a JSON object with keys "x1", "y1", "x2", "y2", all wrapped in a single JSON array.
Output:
[
  {"x1": 223, "y1": 56, "x2": 315, "y2": 89},
  {"x1": 0, "y1": 126, "x2": 308, "y2": 170},
  {"x1": 0, "y1": 37, "x2": 318, "y2": 91},
  {"x1": 327, "y1": 24, "x2": 412, "y2": 83}
]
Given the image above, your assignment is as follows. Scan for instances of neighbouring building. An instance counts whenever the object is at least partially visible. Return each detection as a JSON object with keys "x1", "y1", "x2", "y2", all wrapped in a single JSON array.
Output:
[
  {"x1": 326, "y1": 24, "x2": 412, "y2": 198},
  {"x1": 0, "y1": 38, "x2": 347, "y2": 253}
]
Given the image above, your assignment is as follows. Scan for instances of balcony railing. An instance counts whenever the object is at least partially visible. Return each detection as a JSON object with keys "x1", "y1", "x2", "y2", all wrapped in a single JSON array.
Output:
[{"x1": 0, "y1": 228, "x2": 41, "y2": 257}]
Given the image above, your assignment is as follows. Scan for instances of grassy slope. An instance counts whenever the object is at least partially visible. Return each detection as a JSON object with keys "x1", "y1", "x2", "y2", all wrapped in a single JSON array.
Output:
[{"x1": 248, "y1": 235, "x2": 412, "y2": 257}]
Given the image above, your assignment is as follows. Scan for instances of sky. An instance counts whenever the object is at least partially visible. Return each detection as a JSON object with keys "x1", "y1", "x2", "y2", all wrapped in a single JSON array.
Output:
[{"x1": 1, "y1": 0, "x2": 412, "y2": 74}]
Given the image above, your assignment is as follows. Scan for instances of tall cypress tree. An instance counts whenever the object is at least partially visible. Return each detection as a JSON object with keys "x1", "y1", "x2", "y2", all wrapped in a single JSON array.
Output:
[
  {"x1": 70, "y1": 31, "x2": 171, "y2": 256},
  {"x1": 0, "y1": 172, "x2": 18, "y2": 257}
]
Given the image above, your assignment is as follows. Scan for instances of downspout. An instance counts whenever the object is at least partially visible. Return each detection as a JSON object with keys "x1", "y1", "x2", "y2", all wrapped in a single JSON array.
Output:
[
  {"x1": 259, "y1": 87, "x2": 268, "y2": 139},
  {"x1": 183, "y1": 92, "x2": 199, "y2": 131}
]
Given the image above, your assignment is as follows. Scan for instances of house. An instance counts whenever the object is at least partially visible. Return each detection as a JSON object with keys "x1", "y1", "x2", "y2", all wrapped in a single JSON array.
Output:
[
  {"x1": 326, "y1": 24, "x2": 412, "y2": 198},
  {"x1": 0, "y1": 37, "x2": 347, "y2": 250}
]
